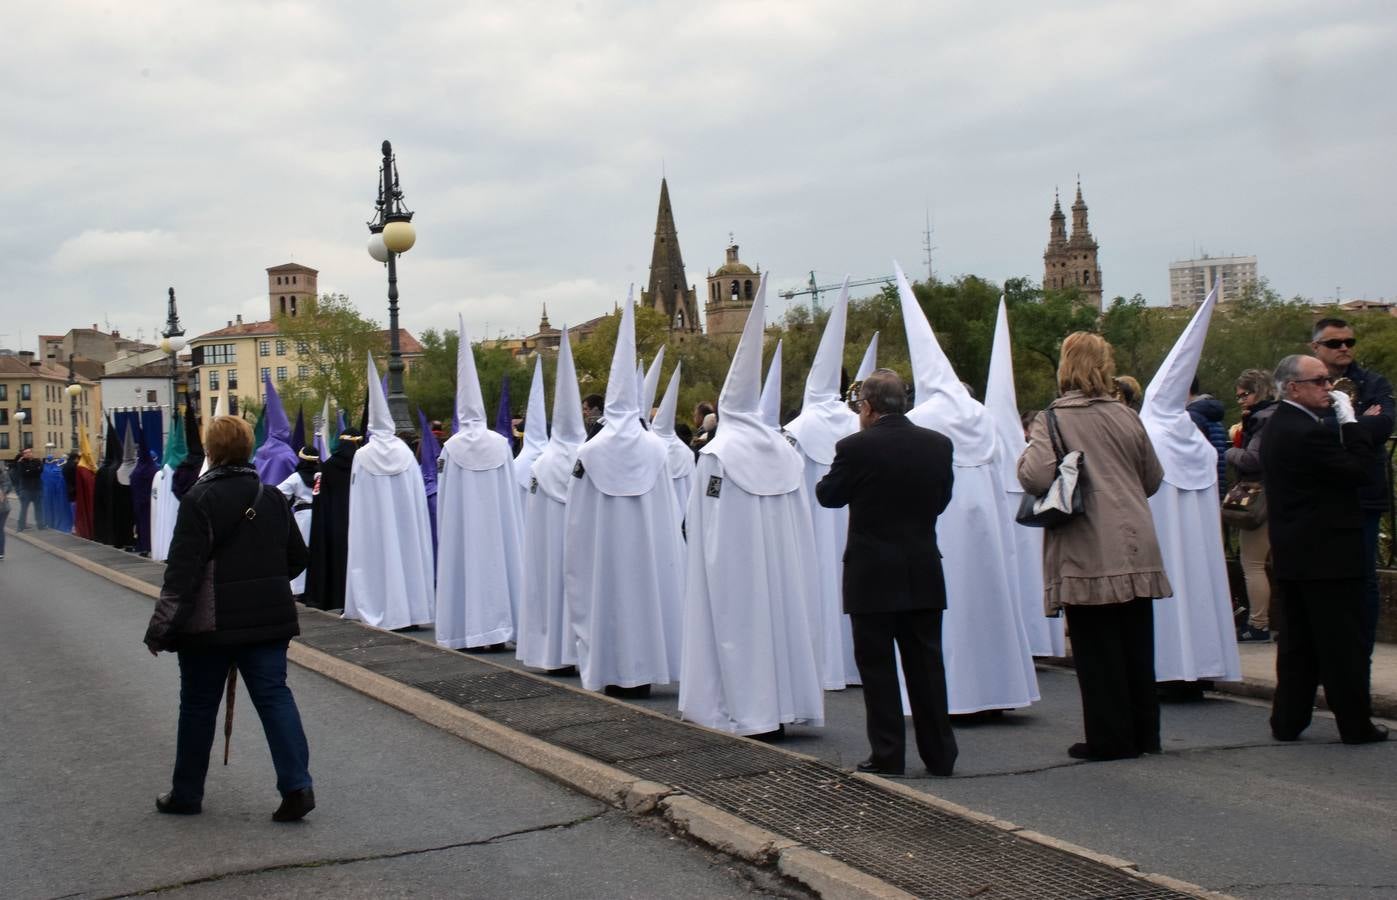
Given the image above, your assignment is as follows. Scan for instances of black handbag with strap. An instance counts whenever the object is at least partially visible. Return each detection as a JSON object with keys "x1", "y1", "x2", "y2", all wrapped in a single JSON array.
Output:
[{"x1": 1016, "y1": 408, "x2": 1086, "y2": 528}]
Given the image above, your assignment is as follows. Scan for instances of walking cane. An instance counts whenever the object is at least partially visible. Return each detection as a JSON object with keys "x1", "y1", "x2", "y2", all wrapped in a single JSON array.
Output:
[{"x1": 223, "y1": 664, "x2": 238, "y2": 765}]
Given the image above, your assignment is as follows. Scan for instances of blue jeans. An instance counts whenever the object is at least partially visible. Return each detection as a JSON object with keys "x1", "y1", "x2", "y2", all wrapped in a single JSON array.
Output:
[
  {"x1": 172, "y1": 641, "x2": 312, "y2": 803},
  {"x1": 1360, "y1": 511, "x2": 1382, "y2": 658},
  {"x1": 16, "y1": 490, "x2": 44, "y2": 530}
]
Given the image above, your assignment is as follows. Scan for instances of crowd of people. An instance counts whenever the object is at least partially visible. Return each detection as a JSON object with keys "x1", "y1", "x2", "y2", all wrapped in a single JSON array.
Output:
[{"x1": 6, "y1": 274, "x2": 1389, "y2": 819}]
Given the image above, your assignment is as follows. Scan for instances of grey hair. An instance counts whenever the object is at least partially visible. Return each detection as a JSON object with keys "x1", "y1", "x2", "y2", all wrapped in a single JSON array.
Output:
[
  {"x1": 861, "y1": 368, "x2": 907, "y2": 415},
  {"x1": 1235, "y1": 368, "x2": 1275, "y2": 402},
  {"x1": 1273, "y1": 354, "x2": 1309, "y2": 396}
]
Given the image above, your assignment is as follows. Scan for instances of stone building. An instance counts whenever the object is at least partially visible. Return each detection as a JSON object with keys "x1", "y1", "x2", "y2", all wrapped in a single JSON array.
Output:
[
  {"x1": 1043, "y1": 181, "x2": 1103, "y2": 310},
  {"x1": 704, "y1": 240, "x2": 760, "y2": 342},
  {"x1": 639, "y1": 178, "x2": 702, "y2": 339},
  {"x1": 0, "y1": 352, "x2": 98, "y2": 454},
  {"x1": 1168, "y1": 254, "x2": 1258, "y2": 307}
]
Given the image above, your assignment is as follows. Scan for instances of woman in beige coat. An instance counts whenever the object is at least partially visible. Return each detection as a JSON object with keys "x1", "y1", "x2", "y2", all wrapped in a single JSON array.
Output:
[{"x1": 1018, "y1": 332, "x2": 1172, "y2": 762}]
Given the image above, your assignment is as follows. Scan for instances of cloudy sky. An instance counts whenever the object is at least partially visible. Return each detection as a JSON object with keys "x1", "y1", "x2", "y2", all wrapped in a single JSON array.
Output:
[{"x1": 5, "y1": 1, "x2": 1393, "y2": 351}]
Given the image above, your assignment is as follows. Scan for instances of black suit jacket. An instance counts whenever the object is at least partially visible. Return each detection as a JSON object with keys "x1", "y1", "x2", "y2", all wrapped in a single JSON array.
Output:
[
  {"x1": 815, "y1": 414, "x2": 954, "y2": 614},
  {"x1": 1260, "y1": 401, "x2": 1377, "y2": 581}
]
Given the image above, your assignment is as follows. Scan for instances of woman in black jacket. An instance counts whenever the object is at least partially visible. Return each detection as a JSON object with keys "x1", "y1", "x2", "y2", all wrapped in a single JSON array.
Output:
[{"x1": 144, "y1": 416, "x2": 314, "y2": 821}]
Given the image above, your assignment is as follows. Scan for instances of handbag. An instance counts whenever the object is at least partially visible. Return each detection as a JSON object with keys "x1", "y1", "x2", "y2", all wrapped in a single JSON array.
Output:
[
  {"x1": 1016, "y1": 408, "x2": 1085, "y2": 528},
  {"x1": 1220, "y1": 480, "x2": 1266, "y2": 530}
]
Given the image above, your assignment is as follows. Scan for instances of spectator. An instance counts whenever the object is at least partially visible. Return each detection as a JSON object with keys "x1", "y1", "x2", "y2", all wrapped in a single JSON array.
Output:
[
  {"x1": 1226, "y1": 369, "x2": 1277, "y2": 641},
  {"x1": 144, "y1": 415, "x2": 316, "y2": 821},
  {"x1": 1310, "y1": 317, "x2": 1394, "y2": 657},
  {"x1": 1018, "y1": 332, "x2": 1171, "y2": 761},
  {"x1": 1113, "y1": 375, "x2": 1143, "y2": 411},
  {"x1": 582, "y1": 393, "x2": 605, "y2": 441},
  {"x1": 1260, "y1": 355, "x2": 1387, "y2": 744},
  {"x1": 1187, "y1": 376, "x2": 1229, "y2": 495},
  {"x1": 12, "y1": 448, "x2": 45, "y2": 531},
  {"x1": 0, "y1": 462, "x2": 10, "y2": 560}
]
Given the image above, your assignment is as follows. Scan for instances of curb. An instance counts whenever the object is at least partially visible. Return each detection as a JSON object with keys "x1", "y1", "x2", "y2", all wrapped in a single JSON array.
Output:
[{"x1": 15, "y1": 528, "x2": 1235, "y2": 900}]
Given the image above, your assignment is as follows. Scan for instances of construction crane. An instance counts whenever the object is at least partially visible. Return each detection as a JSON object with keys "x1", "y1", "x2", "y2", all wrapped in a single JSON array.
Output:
[{"x1": 779, "y1": 271, "x2": 894, "y2": 313}]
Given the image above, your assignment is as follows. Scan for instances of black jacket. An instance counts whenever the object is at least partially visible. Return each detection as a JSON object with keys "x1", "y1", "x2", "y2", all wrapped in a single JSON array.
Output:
[
  {"x1": 145, "y1": 465, "x2": 307, "y2": 651},
  {"x1": 1260, "y1": 401, "x2": 1377, "y2": 581},
  {"x1": 815, "y1": 414, "x2": 953, "y2": 614},
  {"x1": 1320, "y1": 361, "x2": 1394, "y2": 512},
  {"x1": 13, "y1": 456, "x2": 43, "y2": 494}
]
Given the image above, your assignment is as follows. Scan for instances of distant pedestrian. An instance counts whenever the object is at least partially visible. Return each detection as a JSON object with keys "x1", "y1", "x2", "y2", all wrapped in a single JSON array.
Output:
[
  {"x1": 1187, "y1": 376, "x2": 1230, "y2": 495},
  {"x1": 13, "y1": 448, "x2": 45, "y2": 531},
  {"x1": 1260, "y1": 355, "x2": 1388, "y2": 745},
  {"x1": 144, "y1": 415, "x2": 316, "y2": 821},
  {"x1": 0, "y1": 462, "x2": 11, "y2": 560},
  {"x1": 1226, "y1": 369, "x2": 1277, "y2": 641}
]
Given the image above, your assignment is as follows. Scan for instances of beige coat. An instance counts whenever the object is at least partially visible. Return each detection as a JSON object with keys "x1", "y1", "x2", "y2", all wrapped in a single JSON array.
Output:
[{"x1": 1017, "y1": 391, "x2": 1171, "y2": 614}]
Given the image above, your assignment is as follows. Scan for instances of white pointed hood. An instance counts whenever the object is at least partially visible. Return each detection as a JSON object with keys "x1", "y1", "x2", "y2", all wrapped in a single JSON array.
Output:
[
  {"x1": 355, "y1": 352, "x2": 417, "y2": 476},
  {"x1": 985, "y1": 298, "x2": 1027, "y2": 490},
  {"x1": 652, "y1": 361, "x2": 695, "y2": 479},
  {"x1": 759, "y1": 340, "x2": 783, "y2": 428},
  {"x1": 1141, "y1": 282, "x2": 1221, "y2": 490},
  {"x1": 784, "y1": 278, "x2": 858, "y2": 465},
  {"x1": 896, "y1": 261, "x2": 997, "y2": 466},
  {"x1": 514, "y1": 354, "x2": 549, "y2": 488},
  {"x1": 577, "y1": 287, "x2": 667, "y2": 496},
  {"x1": 642, "y1": 346, "x2": 666, "y2": 419},
  {"x1": 444, "y1": 316, "x2": 512, "y2": 471},
  {"x1": 702, "y1": 275, "x2": 804, "y2": 494},
  {"x1": 532, "y1": 325, "x2": 587, "y2": 501},
  {"x1": 855, "y1": 332, "x2": 879, "y2": 381}
]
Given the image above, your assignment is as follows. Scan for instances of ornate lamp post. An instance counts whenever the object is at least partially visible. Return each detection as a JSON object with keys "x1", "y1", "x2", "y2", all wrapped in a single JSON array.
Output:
[
  {"x1": 14, "y1": 409, "x2": 27, "y2": 452},
  {"x1": 65, "y1": 355, "x2": 81, "y2": 451},
  {"x1": 366, "y1": 139, "x2": 417, "y2": 433},
  {"x1": 158, "y1": 286, "x2": 187, "y2": 443}
]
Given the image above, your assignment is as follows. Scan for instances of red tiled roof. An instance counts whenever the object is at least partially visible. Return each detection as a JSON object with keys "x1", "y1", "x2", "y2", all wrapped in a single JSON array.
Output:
[{"x1": 266, "y1": 262, "x2": 319, "y2": 274}]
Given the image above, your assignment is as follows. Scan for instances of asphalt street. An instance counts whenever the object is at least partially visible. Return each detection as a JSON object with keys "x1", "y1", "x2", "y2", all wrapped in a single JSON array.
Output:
[{"x1": 0, "y1": 538, "x2": 800, "y2": 900}]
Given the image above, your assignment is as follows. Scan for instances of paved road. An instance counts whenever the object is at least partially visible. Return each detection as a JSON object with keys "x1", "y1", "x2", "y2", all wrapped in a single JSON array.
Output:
[{"x1": 0, "y1": 539, "x2": 799, "y2": 900}]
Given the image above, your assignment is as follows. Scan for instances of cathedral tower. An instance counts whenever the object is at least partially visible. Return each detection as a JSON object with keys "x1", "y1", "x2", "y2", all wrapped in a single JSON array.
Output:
[
  {"x1": 1042, "y1": 180, "x2": 1103, "y2": 310},
  {"x1": 640, "y1": 178, "x2": 702, "y2": 337},
  {"x1": 704, "y1": 238, "x2": 760, "y2": 342}
]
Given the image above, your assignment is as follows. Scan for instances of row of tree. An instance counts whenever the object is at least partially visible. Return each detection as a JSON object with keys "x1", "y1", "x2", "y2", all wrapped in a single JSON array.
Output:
[{"x1": 249, "y1": 280, "x2": 1397, "y2": 434}]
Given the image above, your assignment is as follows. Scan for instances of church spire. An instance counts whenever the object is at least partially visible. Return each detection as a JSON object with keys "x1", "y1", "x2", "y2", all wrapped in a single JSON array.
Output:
[
  {"x1": 162, "y1": 286, "x2": 185, "y2": 338},
  {"x1": 1069, "y1": 177, "x2": 1094, "y2": 245},
  {"x1": 641, "y1": 177, "x2": 700, "y2": 334},
  {"x1": 539, "y1": 302, "x2": 551, "y2": 331},
  {"x1": 1048, "y1": 188, "x2": 1067, "y2": 247}
]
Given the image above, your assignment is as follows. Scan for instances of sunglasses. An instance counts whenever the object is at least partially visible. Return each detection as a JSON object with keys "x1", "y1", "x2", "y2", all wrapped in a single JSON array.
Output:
[{"x1": 1316, "y1": 338, "x2": 1357, "y2": 349}]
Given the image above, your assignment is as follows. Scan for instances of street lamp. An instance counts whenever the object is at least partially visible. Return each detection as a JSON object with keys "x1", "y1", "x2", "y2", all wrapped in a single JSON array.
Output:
[
  {"x1": 65, "y1": 354, "x2": 81, "y2": 451},
  {"x1": 14, "y1": 409, "x2": 27, "y2": 453},
  {"x1": 160, "y1": 286, "x2": 186, "y2": 444},
  {"x1": 366, "y1": 139, "x2": 417, "y2": 433}
]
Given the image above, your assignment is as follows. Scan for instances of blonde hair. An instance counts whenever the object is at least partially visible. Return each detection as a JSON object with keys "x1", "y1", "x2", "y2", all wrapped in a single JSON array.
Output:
[
  {"x1": 205, "y1": 416, "x2": 254, "y2": 468},
  {"x1": 1057, "y1": 332, "x2": 1117, "y2": 398}
]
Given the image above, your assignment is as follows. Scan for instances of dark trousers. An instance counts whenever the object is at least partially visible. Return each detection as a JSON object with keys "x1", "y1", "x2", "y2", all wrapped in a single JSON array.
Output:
[
  {"x1": 172, "y1": 641, "x2": 312, "y2": 803},
  {"x1": 1360, "y1": 511, "x2": 1382, "y2": 657},
  {"x1": 850, "y1": 610, "x2": 957, "y2": 775},
  {"x1": 17, "y1": 489, "x2": 44, "y2": 530},
  {"x1": 0, "y1": 506, "x2": 8, "y2": 555},
  {"x1": 1271, "y1": 578, "x2": 1377, "y2": 743},
  {"x1": 1064, "y1": 598, "x2": 1159, "y2": 758}
]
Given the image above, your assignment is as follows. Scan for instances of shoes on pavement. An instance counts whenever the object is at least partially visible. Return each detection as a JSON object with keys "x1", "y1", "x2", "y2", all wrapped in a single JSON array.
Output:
[
  {"x1": 1237, "y1": 625, "x2": 1271, "y2": 642},
  {"x1": 750, "y1": 724, "x2": 786, "y2": 742},
  {"x1": 273, "y1": 788, "x2": 316, "y2": 822},
  {"x1": 603, "y1": 683, "x2": 652, "y2": 699},
  {"x1": 1067, "y1": 743, "x2": 1140, "y2": 762},
  {"x1": 545, "y1": 665, "x2": 579, "y2": 677},
  {"x1": 856, "y1": 758, "x2": 905, "y2": 776},
  {"x1": 155, "y1": 791, "x2": 202, "y2": 815},
  {"x1": 1343, "y1": 724, "x2": 1389, "y2": 745}
]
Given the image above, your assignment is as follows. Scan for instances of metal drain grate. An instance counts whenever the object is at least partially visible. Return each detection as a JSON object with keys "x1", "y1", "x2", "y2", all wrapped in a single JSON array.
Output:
[
  {"x1": 296, "y1": 627, "x2": 408, "y2": 652},
  {"x1": 544, "y1": 718, "x2": 731, "y2": 763},
  {"x1": 624, "y1": 741, "x2": 799, "y2": 787},
  {"x1": 470, "y1": 695, "x2": 631, "y2": 735},
  {"x1": 413, "y1": 670, "x2": 558, "y2": 705}
]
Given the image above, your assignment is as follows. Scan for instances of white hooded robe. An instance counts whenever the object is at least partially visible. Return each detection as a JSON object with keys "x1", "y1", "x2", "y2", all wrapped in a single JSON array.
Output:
[
  {"x1": 513, "y1": 355, "x2": 548, "y2": 516},
  {"x1": 652, "y1": 362, "x2": 696, "y2": 527}
]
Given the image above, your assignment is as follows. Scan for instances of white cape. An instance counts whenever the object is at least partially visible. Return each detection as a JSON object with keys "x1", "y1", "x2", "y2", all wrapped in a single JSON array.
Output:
[
  {"x1": 564, "y1": 467, "x2": 685, "y2": 690},
  {"x1": 515, "y1": 487, "x2": 575, "y2": 670},
  {"x1": 276, "y1": 472, "x2": 314, "y2": 595},
  {"x1": 343, "y1": 464, "x2": 436, "y2": 631},
  {"x1": 679, "y1": 454, "x2": 826, "y2": 734},
  {"x1": 1148, "y1": 484, "x2": 1243, "y2": 682},
  {"x1": 150, "y1": 465, "x2": 179, "y2": 563},
  {"x1": 435, "y1": 457, "x2": 525, "y2": 649}
]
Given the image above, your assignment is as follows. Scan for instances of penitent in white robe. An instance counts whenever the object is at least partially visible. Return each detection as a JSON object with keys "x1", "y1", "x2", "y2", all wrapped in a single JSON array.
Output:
[
  {"x1": 791, "y1": 444, "x2": 860, "y2": 689},
  {"x1": 150, "y1": 466, "x2": 180, "y2": 562},
  {"x1": 435, "y1": 456, "x2": 525, "y2": 649},
  {"x1": 276, "y1": 473, "x2": 314, "y2": 595},
  {"x1": 680, "y1": 455, "x2": 826, "y2": 734},
  {"x1": 515, "y1": 484, "x2": 575, "y2": 670},
  {"x1": 343, "y1": 462, "x2": 436, "y2": 631}
]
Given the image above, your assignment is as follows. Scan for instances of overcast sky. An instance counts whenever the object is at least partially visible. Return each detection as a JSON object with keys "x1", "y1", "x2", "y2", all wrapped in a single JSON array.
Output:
[{"x1": 4, "y1": 1, "x2": 1393, "y2": 351}]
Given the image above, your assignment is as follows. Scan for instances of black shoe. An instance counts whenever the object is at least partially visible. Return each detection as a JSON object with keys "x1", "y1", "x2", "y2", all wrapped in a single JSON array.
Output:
[
  {"x1": 1344, "y1": 723, "x2": 1390, "y2": 745},
  {"x1": 1237, "y1": 625, "x2": 1271, "y2": 642},
  {"x1": 1068, "y1": 742, "x2": 1140, "y2": 762},
  {"x1": 545, "y1": 665, "x2": 578, "y2": 677},
  {"x1": 272, "y1": 788, "x2": 316, "y2": 822},
  {"x1": 603, "y1": 683, "x2": 652, "y2": 699},
  {"x1": 155, "y1": 791, "x2": 201, "y2": 815},
  {"x1": 855, "y1": 758, "x2": 904, "y2": 776},
  {"x1": 750, "y1": 724, "x2": 786, "y2": 742}
]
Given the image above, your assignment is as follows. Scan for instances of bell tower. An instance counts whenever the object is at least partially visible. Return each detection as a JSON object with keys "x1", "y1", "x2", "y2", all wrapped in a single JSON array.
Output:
[{"x1": 267, "y1": 263, "x2": 319, "y2": 319}]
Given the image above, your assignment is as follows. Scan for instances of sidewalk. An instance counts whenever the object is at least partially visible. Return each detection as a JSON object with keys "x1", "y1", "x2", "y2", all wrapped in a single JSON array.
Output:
[
  {"x1": 1218, "y1": 640, "x2": 1397, "y2": 717},
  {"x1": 10, "y1": 526, "x2": 1222, "y2": 900}
]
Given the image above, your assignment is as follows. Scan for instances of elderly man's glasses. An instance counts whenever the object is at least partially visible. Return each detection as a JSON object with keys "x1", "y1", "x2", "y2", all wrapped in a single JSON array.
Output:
[
  {"x1": 1291, "y1": 376, "x2": 1334, "y2": 386},
  {"x1": 847, "y1": 397, "x2": 869, "y2": 413},
  {"x1": 1316, "y1": 338, "x2": 1357, "y2": 349}
]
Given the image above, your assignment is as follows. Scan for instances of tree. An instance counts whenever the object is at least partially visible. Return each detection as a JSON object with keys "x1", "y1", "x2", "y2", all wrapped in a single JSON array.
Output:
[{"x1": 274, "y1": 293, "x2": 383, "y2": 418}]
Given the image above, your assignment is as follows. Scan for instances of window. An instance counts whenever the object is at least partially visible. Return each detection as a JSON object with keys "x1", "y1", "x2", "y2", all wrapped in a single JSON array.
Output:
[
  {"x1": 0, "y1": 385, "x2": 6, "y2": 401},
  {"x1": 744, "y1": 279, "x2": 753, "y2": 299},
  {"x1": 276, "y1": 276, "x2": 282, "y2": 285},
  {"x1": 208, "y1": 370, "x2": 220, "y2": 390},
  {"x1": 297, "y1": 365, "x2": 309, "y2": 380},
  {"x1": 21, "y1": 383, "x2": 31, "y2": 401},
  {"x1": 276, "y1": 340, "x2": 286, "y2": 356},
  {"x1": 21, "y1": 432, "x2": 33, "y2": 450},
  {"x1": 0, "y1": 409, "x2": 7, "y2": 425},
  {"x1": 276, "y1": 366, "x2": 288, "y2": 382},
  {"x1": 147, "y1": 390, "x2": 158, "y2": 403},
  {"x1": 191, "y1": 370, "x2": 200, "y2": 391},
  {"x1": 203, "y1": 343, "x2": 236, "y2": 365},
  {"x1": 210, "y1": 397, "x2": 219, "y2": 416},
  {"x1": 228, "y1": 396, "x2": 239, "y2": 416},
  {"x1": 0, "y1": 433, "x2": 7, "y2": 450},
  {"x1": 227, "y1": 369, "x2": 238, "y2": 390},
  {"x1": 259, "y1": 340, "x2": 271, "y2": 357},
  {"x1": 295, "y1": 340, "x2": 310, "y2": 354},
  {"x1": 261, "y1": 367, "x2": 270, "y2": 382}
]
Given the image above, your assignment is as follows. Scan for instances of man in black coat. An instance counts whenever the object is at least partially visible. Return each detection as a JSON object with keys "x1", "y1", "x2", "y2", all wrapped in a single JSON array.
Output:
[
  {"x1": 12, "y1": 448, "x2": 45, "y2": 531},
  {"x1": 1261, "y1": 354, "x2": 1387, "y2": 744},
  {"x1": 816, "y1": 369, "x2": 957, "y2": 776}
]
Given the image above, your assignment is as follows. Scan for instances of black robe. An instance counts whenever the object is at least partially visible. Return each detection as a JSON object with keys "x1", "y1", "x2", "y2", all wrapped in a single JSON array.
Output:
[
  {"x1": 92, "y1": 419, "x2": 121, "y2": 546},
  {"x1": 303, "y1": 442, "x2": 357, "y2": 610}
]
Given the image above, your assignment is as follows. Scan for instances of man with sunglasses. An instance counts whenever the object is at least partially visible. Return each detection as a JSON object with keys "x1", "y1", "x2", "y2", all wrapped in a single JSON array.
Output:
[
  {"x1": 1311, "y1": 317, "x2": 1393, "y2": 657},
  {"x1": 1260, "y1": 354, "x2": 1387, "y2": 744}
]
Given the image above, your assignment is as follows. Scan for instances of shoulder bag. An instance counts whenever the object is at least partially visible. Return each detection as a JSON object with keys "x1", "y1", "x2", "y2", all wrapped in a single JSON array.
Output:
[
  {"x1": 1016, "y1": 408, "x2": 1085, "y2": 528},
  {"x1": 1221, "y1": 480, "x2": 1266, "y2": 530}
]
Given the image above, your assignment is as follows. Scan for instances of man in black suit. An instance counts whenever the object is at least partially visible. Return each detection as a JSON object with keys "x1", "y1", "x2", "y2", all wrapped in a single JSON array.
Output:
[
  {"x1": 816, "y1": 369, "x2": 957, "y2": 776},
  {"x1": 1260, "y1": 354, "x2": 1388, "y2": 744}
]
